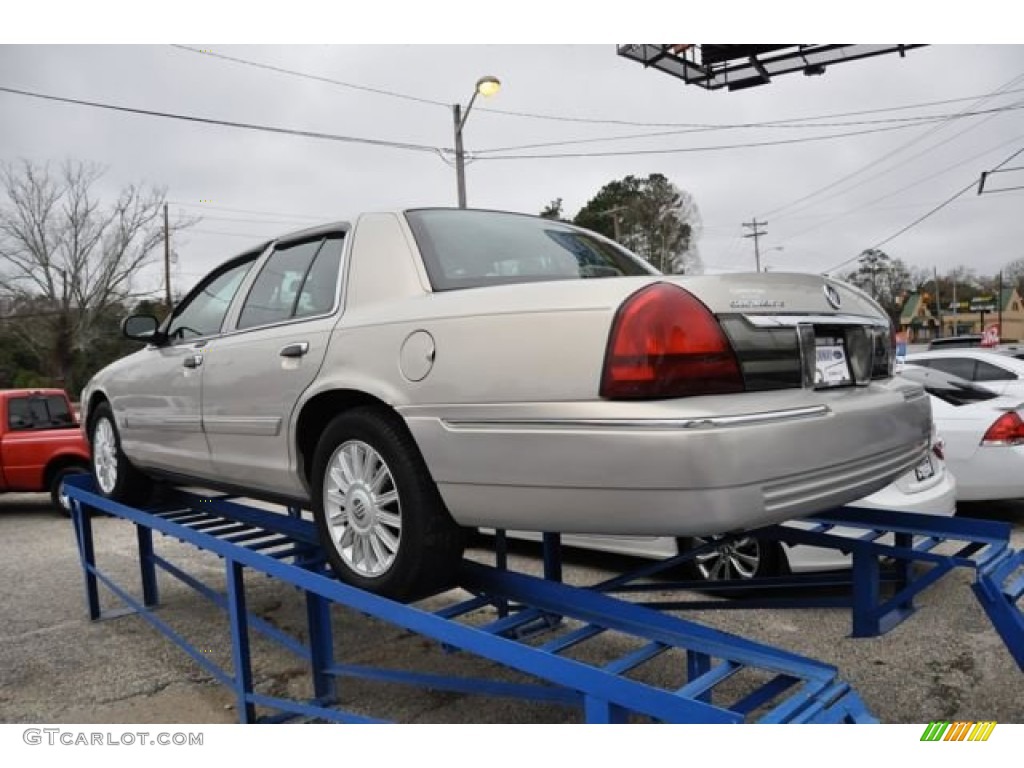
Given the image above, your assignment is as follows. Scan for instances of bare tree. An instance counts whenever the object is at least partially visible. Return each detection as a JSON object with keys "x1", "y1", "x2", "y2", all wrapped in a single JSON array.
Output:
[{"x1": 0, "y1": 159, "x2": 191, "y2": 392}]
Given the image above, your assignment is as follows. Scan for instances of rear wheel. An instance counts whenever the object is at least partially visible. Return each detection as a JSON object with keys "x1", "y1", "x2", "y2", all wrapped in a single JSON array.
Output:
[
  {"x1": 89, "y1": 402, "x2": 154, "y2": 506},
  {"x1": 311, "y1": 407, "x2": 465, "y2": 601},
  {"x1": 50, "y1": 464, "x2": 90, "y2": 516},
  {"x1": 681, "y1": 535, "x2": 784, "y2": 582}
]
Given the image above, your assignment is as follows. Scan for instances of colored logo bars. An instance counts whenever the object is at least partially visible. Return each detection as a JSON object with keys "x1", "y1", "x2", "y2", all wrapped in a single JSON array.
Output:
[{"x1": 921, "y1": 721, "x2": 997, "y2": 741}]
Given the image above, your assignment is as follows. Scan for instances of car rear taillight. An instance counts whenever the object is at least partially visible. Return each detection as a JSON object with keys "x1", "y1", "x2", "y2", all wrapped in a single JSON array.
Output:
[
  {"x1": 932, "y1": 438, "x2": 945, "y2": 461},
  {"x1": 600, "y1": 283, "x2": 744, "y2": 399},
  {"x1": 980, "y1": 412, "x2": 1024, "y2": 446}
]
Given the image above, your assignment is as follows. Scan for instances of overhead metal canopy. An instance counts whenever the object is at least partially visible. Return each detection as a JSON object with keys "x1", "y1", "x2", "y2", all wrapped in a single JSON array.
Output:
[{"x1": 617, "y1": 44, "x2": 926, "y2": 91}]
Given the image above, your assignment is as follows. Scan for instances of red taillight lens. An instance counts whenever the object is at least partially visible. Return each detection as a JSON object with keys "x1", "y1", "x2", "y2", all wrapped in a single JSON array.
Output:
[
  {"x1": 932, "y1": 438, "x2": 945, "y2": 461},
  {"x1": 600, "y1": 283, "x2": 744, "y2": 399},
  {"x1": 980, "y1": 411, "x2": 1024, "y2": 446}
]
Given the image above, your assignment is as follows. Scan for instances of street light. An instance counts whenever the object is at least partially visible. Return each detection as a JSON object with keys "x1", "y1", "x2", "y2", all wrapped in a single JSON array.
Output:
[{"x1": 453, "y1": 75, "x2": 501, "y2": 208}]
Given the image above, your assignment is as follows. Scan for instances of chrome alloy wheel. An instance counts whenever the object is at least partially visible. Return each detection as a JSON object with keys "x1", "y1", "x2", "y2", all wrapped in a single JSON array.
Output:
[
  {"x1": 322, "y1": 440, "x2": 402, "y2": 578},
  {"x1": 693, "y1": 536, "x2": 763, "y2": 580},
  {"x1": 58, "y1": 483, "x2": 72, "y2": 512},
  {"x1": 93, "y1": 417, "x2": 119, "y2": 494}
]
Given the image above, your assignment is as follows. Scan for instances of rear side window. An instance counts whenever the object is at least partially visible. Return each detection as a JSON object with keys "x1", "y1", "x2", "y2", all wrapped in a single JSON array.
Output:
[
  {"x1": 923, "y1": 357, "x2": 977, "y2": 381},
  {"x1": 899, "y1": 367, "x2": 997, "y2": 406},
  {"x1": 237, "y1": 236, "x2": 343, "y2": 330},
  {"x1": 974, "y1": 360, "x2": 1016, "y2": 382},
  {"x1": 405, "y1": 209, "x2": 655, "y2": 290},
  {"x1": 6, "y1": 395, "x2": 73, "y2": 431}
]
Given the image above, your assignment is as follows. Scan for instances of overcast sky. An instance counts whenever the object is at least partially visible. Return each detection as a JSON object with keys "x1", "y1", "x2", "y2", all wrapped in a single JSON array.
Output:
[{"x1": 1, "y1": 42, "x2": 1023, "y2": 297}]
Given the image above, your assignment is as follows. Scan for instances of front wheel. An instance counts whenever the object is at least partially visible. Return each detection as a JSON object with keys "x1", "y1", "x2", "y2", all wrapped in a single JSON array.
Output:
[
  {"x1": 311, "y1": 407, "x2": 465, "y2": 601},
  {"x1": 89, "y1": 402, "x2": 154, "y2": 506}
]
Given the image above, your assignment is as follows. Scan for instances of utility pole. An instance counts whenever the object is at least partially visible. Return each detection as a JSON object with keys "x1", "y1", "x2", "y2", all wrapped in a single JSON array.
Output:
[
  {"x1": 742, "y1": 218, "x2": 767, "y2": 272},
  {"x1": 163, "y1": 203, "x2": 172, "y2": 309},
  {"x1": 933, "y1": 266, "x2": 943, "y2": 338},
  {"x1": 951, "y1": 271, "x2": 958, "y2": 337},
  {"x1": 998, "y1": 270, "x2": 1003, "y2": 339}
]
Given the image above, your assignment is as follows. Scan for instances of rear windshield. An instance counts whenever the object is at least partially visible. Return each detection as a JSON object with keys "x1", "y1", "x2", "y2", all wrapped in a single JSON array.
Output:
[
  {"x1": 899, "y1": 366, "x2": 998, "y2": 406},
  {"x1": 405, "y1": 209, "x2": 655, "y2": 290},
  {"x1": 927, "y1": 336, "x2": 983, "y2": 349},
  {"x1": 7, "y1": 395, "x2": 74, "y2": 431}
]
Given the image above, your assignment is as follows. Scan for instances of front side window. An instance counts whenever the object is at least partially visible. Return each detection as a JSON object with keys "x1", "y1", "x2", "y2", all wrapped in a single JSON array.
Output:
[
  {"x1": 167, "y1": 257, "x2": 256, "y2": 341},
  {"x1": 237, "y1": 236, "x2": 343, "y2": 330},
  {"x1": 405, "y1": 209, "x2": 655, "y2": 291},
  {"x1": 7, "y1": 395, "x2": 73, "y2": 431}
]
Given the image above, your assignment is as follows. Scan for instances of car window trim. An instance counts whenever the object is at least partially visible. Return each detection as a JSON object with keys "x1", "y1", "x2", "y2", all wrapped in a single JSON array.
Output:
[
  {"x1": 161, "y1": 248, "x2": 266, "y2": 346},
  {"x1": 236, "y1": 236, "x2": 328, "y2": 331},
  {"x1": 220, "y1": 230, "x2": 351, "y2": 338}
]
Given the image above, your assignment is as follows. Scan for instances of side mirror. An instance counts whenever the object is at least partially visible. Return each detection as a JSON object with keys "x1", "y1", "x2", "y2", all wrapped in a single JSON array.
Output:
[{"x1": 122, "y1": 314, "x2": 164, "y2": 343}]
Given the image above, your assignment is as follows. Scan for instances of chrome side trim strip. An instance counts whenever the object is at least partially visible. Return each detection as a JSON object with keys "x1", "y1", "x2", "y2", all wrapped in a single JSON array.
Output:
[
  {"x1": 442, "y1": 405, "x2": 830, "y2": 432},
  {"x1": 744, "y1": 314, "x2": 888, "y2": 328},
  {"x1": 203, "y1": 416, "x2": 283, "y2": 437},
  {"x1": 123, "y1": 415, "x2": 202, "y2": 433}
]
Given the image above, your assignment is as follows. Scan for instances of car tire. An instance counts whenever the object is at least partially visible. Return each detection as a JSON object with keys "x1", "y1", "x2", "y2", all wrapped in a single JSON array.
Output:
[
  {"x1": 50, "y1": 464, "x2": 90, "y2": 516},
  {"x1": 680, "y1": 535, "x2": 785, "y2": 582},
  {"x1": 89, "y1": 402, "x2": 154, "y2": 507},
  {"x1": 311, "y1": 406, "x2": 465, "y2": 602}
]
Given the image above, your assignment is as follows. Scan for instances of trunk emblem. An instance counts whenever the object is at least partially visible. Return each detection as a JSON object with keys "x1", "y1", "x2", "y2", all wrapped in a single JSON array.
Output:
[{"x1": 824, "y1": 284, "x2": 842, "y2": 309}]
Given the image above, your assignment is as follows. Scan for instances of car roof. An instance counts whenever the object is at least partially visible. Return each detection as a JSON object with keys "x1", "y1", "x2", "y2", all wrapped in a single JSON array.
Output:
[
  {"x1": 0, "y1": 388, "x2": 68, "y2": 398},
  {"x1": 907, "y1": 348, "x2": 1024, "y2": 365}
]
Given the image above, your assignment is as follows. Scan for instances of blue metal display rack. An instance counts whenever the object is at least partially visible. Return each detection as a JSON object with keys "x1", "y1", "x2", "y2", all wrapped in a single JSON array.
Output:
[
  {"x1": 64, "y1": 475, "x2": 1022, "y2": 723},
  {"x1": 64, "y1": 475, "x2": 875, "y2": 724},
  {"x1": 583, "y1": 507, "x2": 1024, "y2": 665}
]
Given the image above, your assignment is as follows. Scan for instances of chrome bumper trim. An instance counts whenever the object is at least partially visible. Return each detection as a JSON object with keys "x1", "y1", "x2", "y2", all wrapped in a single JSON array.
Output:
[{"x1": 442, "y1": 404, "x2": 831, "y2": 432}]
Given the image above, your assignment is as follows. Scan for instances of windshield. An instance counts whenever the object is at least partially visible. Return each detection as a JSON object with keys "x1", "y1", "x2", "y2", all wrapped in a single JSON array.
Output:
[
  {"x1": 899, "y1": 365, "x2": 998, "y2": 406},
  {"x1": 405, "y1": 209, "x2": 656, "y2": 291}
]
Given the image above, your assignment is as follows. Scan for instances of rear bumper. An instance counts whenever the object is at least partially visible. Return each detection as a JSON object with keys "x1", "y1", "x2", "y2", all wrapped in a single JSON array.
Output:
[{"x1": 404, "y1": 381, "x2": 932, "y2": 537}]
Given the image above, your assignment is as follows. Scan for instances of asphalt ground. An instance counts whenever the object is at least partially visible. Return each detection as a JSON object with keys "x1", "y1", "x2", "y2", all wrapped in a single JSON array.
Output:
[{"x1": 0, "y1": 492, "x2": 1021, "y2": 724}]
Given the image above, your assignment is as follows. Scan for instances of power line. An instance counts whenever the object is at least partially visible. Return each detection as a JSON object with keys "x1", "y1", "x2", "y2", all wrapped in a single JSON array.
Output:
[
  {"x1": 167, "y1": 202, "x2": 327, "y2": 221},
  {"x1": 473, "y1": 104, "x2": 1024, "y2": 156},
  {"x1": 190, "y1": 213, "x2": 325, "y2": 226},
  {"x1": 824, "y1": 145, "x2": 1024, "y2": 274},
  {"x1": 0, "y1": 85, "x2": 444, "y2": 155},
  {"x1": 170, "y1": 45, "x2": 448, "y2": 109},
  {"x1": 471, "y1": 122, "x2": 947, "y2": 161},
  {"x1": 776, "y1": 133, "x2": 1024, "y2": 245},
  {"x1": 172, "y1": 46, "x2": 1024, "y2": 130},
  {"x1": 189, "y1": 228, "x2": 274, "y2": 238},
  {"x1": 760, "y1": 71, "x2": 1024, "y2": 220}
]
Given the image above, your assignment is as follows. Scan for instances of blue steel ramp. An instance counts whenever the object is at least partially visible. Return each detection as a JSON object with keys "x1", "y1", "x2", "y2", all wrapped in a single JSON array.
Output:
[
  {"x1": 63, "y1": 475, "x2": 873, "y2": 724},
  {"x1": 972, "y1": 548, "x2": 1024, "y2": 670}
]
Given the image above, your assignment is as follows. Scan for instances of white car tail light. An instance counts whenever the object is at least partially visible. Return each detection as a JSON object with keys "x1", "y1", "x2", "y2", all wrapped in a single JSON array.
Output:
[{"x1": 980, "y1": 411, "x2": 1024, "y2": 446}]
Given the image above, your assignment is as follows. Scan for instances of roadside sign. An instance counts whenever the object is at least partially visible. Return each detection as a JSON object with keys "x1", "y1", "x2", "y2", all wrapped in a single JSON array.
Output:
[{"x1": 981, "y1": 324, "x2": 1000, "y2": 347}]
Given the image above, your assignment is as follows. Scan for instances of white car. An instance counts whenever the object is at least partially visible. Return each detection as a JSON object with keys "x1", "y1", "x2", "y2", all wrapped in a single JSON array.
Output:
[
  {"x1": 495, "y1": 431, "x2": 956, "y2": 580},
  {"x1": 907, "y1": 349, "x2": 1024, "y2": 399},
  {"x1": 900, "y1": 365, "x2": 1024, "y2": 501}
]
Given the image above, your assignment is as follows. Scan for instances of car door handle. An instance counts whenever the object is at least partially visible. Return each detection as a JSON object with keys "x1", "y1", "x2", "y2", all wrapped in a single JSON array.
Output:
[
  {"x1": 279, "y1": 342, "x2": 309, "y2": 358},
  {"x1": 183, "y1": 354, "x2": 203, "y2": 369}
]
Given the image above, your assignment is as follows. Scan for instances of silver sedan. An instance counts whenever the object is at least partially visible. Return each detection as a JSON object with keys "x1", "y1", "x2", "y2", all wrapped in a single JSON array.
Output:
[{"x1": 81, "y1": 209, "x2": 931, "y2": 600}]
